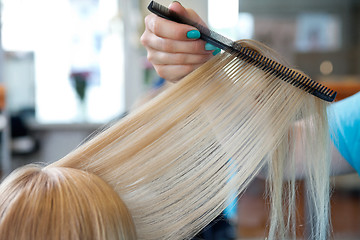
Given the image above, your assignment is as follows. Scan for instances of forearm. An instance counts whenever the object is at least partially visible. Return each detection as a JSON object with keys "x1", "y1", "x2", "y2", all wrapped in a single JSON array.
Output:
[{"x1": 258, "y1": 124, "x2": 356, "y2": 181}]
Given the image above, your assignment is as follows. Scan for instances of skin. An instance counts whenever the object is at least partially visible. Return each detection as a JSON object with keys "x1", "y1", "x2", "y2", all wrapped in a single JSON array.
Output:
[
  {"x1": 292, "y1": 122, "x2": 355, "y2": 178},
  {"x1": 140, "y1": 2, "x2": 355, "y2": 177},
  {"x1": 140, "y1": 1, "x2": 215, "y2": 82},
  {"x1": 329, "y1": 142, "x2": 355, "y2": 175}
]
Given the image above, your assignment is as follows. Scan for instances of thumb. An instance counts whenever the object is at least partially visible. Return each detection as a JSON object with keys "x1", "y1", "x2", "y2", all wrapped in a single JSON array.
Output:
[
  {"x1": 169, "y1": 1, "x2": 207, "y2": 27},
  {"x1": 168, "y1": 1, "x2": 187, "y2": 17}
]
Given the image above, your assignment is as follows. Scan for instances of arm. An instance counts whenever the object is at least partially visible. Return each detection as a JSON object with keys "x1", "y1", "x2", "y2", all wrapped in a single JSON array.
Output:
[
  {"x1": 291, "y1": 120, "x2": 356, "y2": 179},
  {"x1": 260, "y1": 120, "x2": 356, "y2": 180},
  {"x1": 330, "y1": 141, "x2": 355, "y2": 176},
  {"x1": 140, "y1": 2, "x2": 220, "y2": 82},
  {"x1": 327, "y1": 92, "x2": 360, "y2": 175}
]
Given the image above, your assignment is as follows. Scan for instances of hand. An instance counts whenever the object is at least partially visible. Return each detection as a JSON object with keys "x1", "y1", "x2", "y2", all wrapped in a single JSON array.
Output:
[{"x1": 140, "y1": 1, "x2": 220, "y2": 82}]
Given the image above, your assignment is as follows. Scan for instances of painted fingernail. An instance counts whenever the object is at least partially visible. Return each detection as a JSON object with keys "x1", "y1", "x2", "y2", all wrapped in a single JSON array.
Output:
[
  {"x1": 212, "y1": 48, "x2": 221, "y2": 56},
  {"x1": 186, "y1": 30, "x2": 200, "y2": 39},
  {"x1": 205, "y1": 43, "x2": 217, "y2": 51}
]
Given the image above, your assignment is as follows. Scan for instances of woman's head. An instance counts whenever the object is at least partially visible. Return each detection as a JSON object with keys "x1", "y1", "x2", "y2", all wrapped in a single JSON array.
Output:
[{"x1": 0, "y1": 165, "x2": 136, "y2": 240}]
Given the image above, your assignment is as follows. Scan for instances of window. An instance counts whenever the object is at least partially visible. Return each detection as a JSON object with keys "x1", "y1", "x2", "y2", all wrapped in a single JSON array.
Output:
[{"x1": 2, "y1": 0, "x2": 125, "y2": 123}]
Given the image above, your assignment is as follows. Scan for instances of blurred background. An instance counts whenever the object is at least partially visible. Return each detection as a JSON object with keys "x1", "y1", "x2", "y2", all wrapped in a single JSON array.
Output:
[{"x1": 0, "y1": 0, "x2": 359, "y2": 239}]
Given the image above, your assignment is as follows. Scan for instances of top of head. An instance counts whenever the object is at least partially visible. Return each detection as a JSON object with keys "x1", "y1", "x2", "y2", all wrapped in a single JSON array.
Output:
[{"x1": 0, "y1": 165, "x2": 137, "y2": 240}]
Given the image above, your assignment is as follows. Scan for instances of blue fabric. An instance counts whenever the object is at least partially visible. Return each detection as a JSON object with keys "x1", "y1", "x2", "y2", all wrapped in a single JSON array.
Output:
[
  {"x1": 328, "y1": 92, "x2": 360, "y2": 173},
  {"x1": 224, "y1": 193, "x2": 237, "y2": 220},
  {"x1": 224, "y1": 159, "x2": 238, "y2": 220}
]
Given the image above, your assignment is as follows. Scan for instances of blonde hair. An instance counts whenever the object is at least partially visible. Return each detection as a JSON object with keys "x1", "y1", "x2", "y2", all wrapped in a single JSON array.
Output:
[
  {"x1": 240, "y1": 40, "x2": 331, "y2": 239},
  {"x1": 0, "y1": 165, "x2": 136, "y2": 240},
  {"x1": 0, "y1": 39, "x2": 330, "y2": 239}
]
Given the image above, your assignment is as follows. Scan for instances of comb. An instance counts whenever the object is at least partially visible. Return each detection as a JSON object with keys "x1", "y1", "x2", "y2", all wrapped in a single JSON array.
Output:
[{"x1": 148, "y1": 1, "x2": 337, "y2": 102}]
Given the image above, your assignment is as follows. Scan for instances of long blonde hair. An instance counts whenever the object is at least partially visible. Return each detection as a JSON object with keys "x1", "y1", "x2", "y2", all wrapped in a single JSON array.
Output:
[{"x1": 0, "y1": 39, "x2": 330, "y2": 239}]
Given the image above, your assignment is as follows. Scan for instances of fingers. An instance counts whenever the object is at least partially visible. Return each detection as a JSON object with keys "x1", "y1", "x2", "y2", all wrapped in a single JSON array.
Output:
[
  {"x1": 140, "y1": 1, "x2": 220, "y2": 82},
  {"x1": 147, "y1": 46, "x2": 212, "y2": 65},
  {"x1": 155, "y1": 64, "x2": 204, "y2": 83},
  {"x1": 143, "y1": 13, "x2": 198, "y2": 42},
  {"x1": 141, "y1": 29, "x2": 208, "y2": 54},
  {"x1": 143, "y1": 2, "x2": 207, "y2": 43}
]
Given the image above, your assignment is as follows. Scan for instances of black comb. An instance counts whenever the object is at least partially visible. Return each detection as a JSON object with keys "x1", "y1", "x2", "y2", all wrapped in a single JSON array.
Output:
[{"x1": 148, "y1": 1, "x2": 337, "y2": 102}]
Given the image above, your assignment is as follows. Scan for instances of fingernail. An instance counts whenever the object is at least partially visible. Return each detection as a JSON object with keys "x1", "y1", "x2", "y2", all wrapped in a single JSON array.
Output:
[
  {"x1": 172, "y1": 1, "x2": 182, "y2": 6},
  {"x1": 212, "y1": 48, "x2": 221, "y2": 56},
  {"x1": 186, "y1": 30, "x2": 200, "y2": 39},
  {"x1": 205, "y1": 43, "x2": 217, "y2": 51}
]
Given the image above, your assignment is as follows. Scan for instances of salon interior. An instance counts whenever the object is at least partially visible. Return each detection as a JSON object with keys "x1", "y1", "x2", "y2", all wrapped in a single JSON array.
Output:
[{"x1": 0, "y1": 0, "x2": 359, "y2": 239}]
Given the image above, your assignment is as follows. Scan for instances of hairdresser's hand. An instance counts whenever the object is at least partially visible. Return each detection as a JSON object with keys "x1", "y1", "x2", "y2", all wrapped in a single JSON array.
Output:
[{"x1": 141, "y1": 1, "x2": 220, "y2": 82}]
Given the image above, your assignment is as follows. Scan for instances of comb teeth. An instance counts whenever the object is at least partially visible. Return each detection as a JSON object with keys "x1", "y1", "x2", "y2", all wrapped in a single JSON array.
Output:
[
  {"x1": 232, "y1": 46, "x2": 336, "y2": 102},
  {"x1": 148, "y1": 1, "x2": 337, "y2": 102}
]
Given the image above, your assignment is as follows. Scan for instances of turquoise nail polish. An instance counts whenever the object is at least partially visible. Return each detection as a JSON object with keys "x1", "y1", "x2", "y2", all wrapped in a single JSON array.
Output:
[
  {"x1": 205, "y1": 43, "x2": 217, "y2": 51},
  {"x1": 186, "y1": 30, "x2": 200, "y2": 39},
  {"x1": 212, "y1": 48, "x2": 221, "y2": 56}
]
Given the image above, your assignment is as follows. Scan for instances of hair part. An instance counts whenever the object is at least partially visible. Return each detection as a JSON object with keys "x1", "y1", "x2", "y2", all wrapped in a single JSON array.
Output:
[{"x1": 0, "y1": 165, "x2": 137, "y2": 240}]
